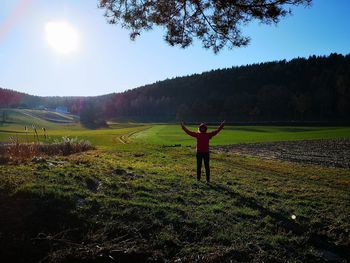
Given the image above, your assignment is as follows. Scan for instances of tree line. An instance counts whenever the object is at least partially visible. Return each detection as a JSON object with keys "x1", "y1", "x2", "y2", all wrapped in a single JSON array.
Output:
[
  {"x1": 1, "y1": 53, "x2": 350, "y2": 124},
  {"x1": 103, "y1": 53, "x2": 350, "y2": 122}
]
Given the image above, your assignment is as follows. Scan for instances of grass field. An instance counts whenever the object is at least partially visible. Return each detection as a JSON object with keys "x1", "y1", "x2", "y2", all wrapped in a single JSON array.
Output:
[
  {"x1": 133, "y1": 124, "x2": 350, "y2": 145},
  {"x1": 0, "y1": 109, "x2": 151, "y2": 148},
  {"x1": 2, "y1": 109, "x2": 350, "y2": 147},
  {"x1": 0, "y1": 109, "x2": 349, "y2": 262}
]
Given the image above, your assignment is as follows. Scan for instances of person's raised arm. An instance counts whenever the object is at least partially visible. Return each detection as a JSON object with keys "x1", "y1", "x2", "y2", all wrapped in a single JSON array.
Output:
[
  {"x1": 181, "y1": 122, "x2": 197, "y2": 137},
  {"x1": 208, "y1": 120, "x2": 225, "y2": 138}
]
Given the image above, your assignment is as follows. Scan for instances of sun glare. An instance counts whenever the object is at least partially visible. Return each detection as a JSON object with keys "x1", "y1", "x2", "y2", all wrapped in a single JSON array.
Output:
[{"x1": 45, "y1": 21, "x2": 79, "y2": 55}]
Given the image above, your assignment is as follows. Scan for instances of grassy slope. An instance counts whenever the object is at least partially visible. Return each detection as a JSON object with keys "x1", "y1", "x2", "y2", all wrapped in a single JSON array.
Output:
[
  {"x1": 0, "y1": 109, "x2": 150, "y2": 148},
  {"x1": 0, "y1": 109, "x2": 81, "y2": 141},
  {"x1": 1, "y1": 110, "x2": 350, "y2": 261}
]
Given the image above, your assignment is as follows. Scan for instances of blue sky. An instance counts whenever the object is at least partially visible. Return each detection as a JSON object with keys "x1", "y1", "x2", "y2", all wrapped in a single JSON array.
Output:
[{"x1": 0, "y1": 0, "x2": 349, "y2": 96}]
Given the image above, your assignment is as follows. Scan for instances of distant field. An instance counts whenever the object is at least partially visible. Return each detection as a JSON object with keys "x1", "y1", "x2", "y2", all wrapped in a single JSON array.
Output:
[
  {"x1": 1, "y1": 109, "x2": 350, "y2": 148},
  {"x1": 0, "y1": 109, "x2": 80, "y2": 131},
  {"x1": 0, "y1": 109, "x2": 150, "y2": 148},
  {"x1": 133, "y1": 124, "x2": 350, "y2": 145}
]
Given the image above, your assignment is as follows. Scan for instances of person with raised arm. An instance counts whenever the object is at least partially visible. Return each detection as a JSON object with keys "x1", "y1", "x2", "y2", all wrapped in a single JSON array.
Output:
[{"x1": 181, "y1": 121, "x2": 225, "y2": 183}]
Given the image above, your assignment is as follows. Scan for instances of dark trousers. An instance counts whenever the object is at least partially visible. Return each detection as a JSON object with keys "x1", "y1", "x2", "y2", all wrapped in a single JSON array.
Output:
[{"x1": 196, "y1": 152, "x2": 210, "y2": 182}]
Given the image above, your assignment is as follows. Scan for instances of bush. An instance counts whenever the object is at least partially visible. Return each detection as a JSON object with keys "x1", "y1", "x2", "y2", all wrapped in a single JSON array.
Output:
[
  {"x1": 41, "y1": 137, "x2": 94, "y2": 156},
  {"x1": 0, "y1": 137, "x2": 95, "y2": 162}
]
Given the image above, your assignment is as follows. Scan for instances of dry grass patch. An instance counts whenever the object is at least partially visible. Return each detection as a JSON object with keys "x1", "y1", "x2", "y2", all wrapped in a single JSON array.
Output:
[{"x1": 0, "y1": 137, "x2": 94, "y2": 163}]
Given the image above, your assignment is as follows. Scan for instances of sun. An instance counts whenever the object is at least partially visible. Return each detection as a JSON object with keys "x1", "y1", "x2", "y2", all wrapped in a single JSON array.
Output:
[{"x1": 45, "y1": 21, "x2": 79, "y2": 55}]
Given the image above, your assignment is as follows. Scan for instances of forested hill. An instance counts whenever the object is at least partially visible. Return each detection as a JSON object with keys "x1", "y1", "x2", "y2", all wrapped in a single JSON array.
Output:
[
  {"x1": 104, "y1": 53, "x2": 350, "y2": 122},
  {"x1": 1, "y1": 53, "x2": 350, "y2": 123}
]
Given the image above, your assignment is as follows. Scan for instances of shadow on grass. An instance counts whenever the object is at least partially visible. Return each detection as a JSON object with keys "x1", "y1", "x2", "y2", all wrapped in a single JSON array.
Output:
[
  {"x1": 1, "y1": 180, "x2": 348, "y2": 262},
  {"x1": 207, "y1": 182, "x2": 350, "y2": 260},
  {"x1": 0, "y1": 191, "x2": 84, "y2": 263},
  {"x1": 0, "y1": 190, "x2": 162, "y2": 263}
]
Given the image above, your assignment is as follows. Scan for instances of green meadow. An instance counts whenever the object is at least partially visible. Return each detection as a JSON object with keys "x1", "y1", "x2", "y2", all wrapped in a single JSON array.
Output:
[
  {"x1": 133, "y1": 124, "x2": 350, "y2": 145},
  {"x1": 1, "y1": 109, "x2": 350, "y2": 147},
  {"x1": 1, "y1": 109, "x2": 349, "y2": 262}
]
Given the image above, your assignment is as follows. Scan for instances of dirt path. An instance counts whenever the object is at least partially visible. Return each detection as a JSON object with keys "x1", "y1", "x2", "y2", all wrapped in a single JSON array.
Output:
[
  {"x1": 213, "y1": 139, "x2": 350, "y2": 168},
  {"x1": 116, "y1": 126, "x2": 152, "y2": 144}
]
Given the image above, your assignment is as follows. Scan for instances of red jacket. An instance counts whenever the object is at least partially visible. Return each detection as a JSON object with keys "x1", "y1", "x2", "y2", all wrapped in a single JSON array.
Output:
[{"x1": 182, "y1": 123, "x2": 224, "y2": 153}]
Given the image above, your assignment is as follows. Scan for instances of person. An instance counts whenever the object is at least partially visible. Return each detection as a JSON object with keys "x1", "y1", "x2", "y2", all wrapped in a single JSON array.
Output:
[{"x1": 181, "y1": 121, "x2": 225, "y2": 183}]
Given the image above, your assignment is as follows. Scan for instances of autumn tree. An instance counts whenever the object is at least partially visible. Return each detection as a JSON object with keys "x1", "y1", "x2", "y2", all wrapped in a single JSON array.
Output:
[
  {"x1": 99, "y1": 0, "x2": 311, "y2": 53},
  {"x1": 80, "y1": 101, "x2": 107, "y2": 128}
]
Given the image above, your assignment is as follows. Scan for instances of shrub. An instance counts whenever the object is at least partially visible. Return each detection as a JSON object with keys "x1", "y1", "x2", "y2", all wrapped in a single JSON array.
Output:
[
  {"x1": 0, "y1": 137, "x2": 95, "y2": 162},
  {"x1": 40, "y1": 137, "x2": 94, "y2": 156}
]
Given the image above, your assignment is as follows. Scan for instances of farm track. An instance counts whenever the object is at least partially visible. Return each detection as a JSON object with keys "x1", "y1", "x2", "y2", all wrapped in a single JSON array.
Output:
[
  {"x1": 214, "y1": 139, "x2": 350, "y2": 168},
  {"x1": 117, "y1": 126, "x2": 152, "y2": 144},
  {"x1": 118, "y1": 135, "x2": 128, "y2": 144}
]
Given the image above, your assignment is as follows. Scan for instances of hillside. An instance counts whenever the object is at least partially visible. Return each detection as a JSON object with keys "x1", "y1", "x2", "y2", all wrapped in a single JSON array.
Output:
[
  {"x1": 1, "y1": 53, "x2": 350, "y2": 123},
  {"x1": 104, "y1": 53, "x2": 350, "y2": 122},
  {"x1": 0, "y1": 109, "x2": 78, "y2": 127},
  {"x1": 0, "y1": 109, "x2": 80, "y2": 142}
]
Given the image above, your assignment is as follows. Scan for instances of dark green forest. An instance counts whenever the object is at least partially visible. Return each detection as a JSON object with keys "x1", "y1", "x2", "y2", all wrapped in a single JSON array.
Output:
[{"x1": 1, "y1": 53, "x2": 350, "y2": 123}]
